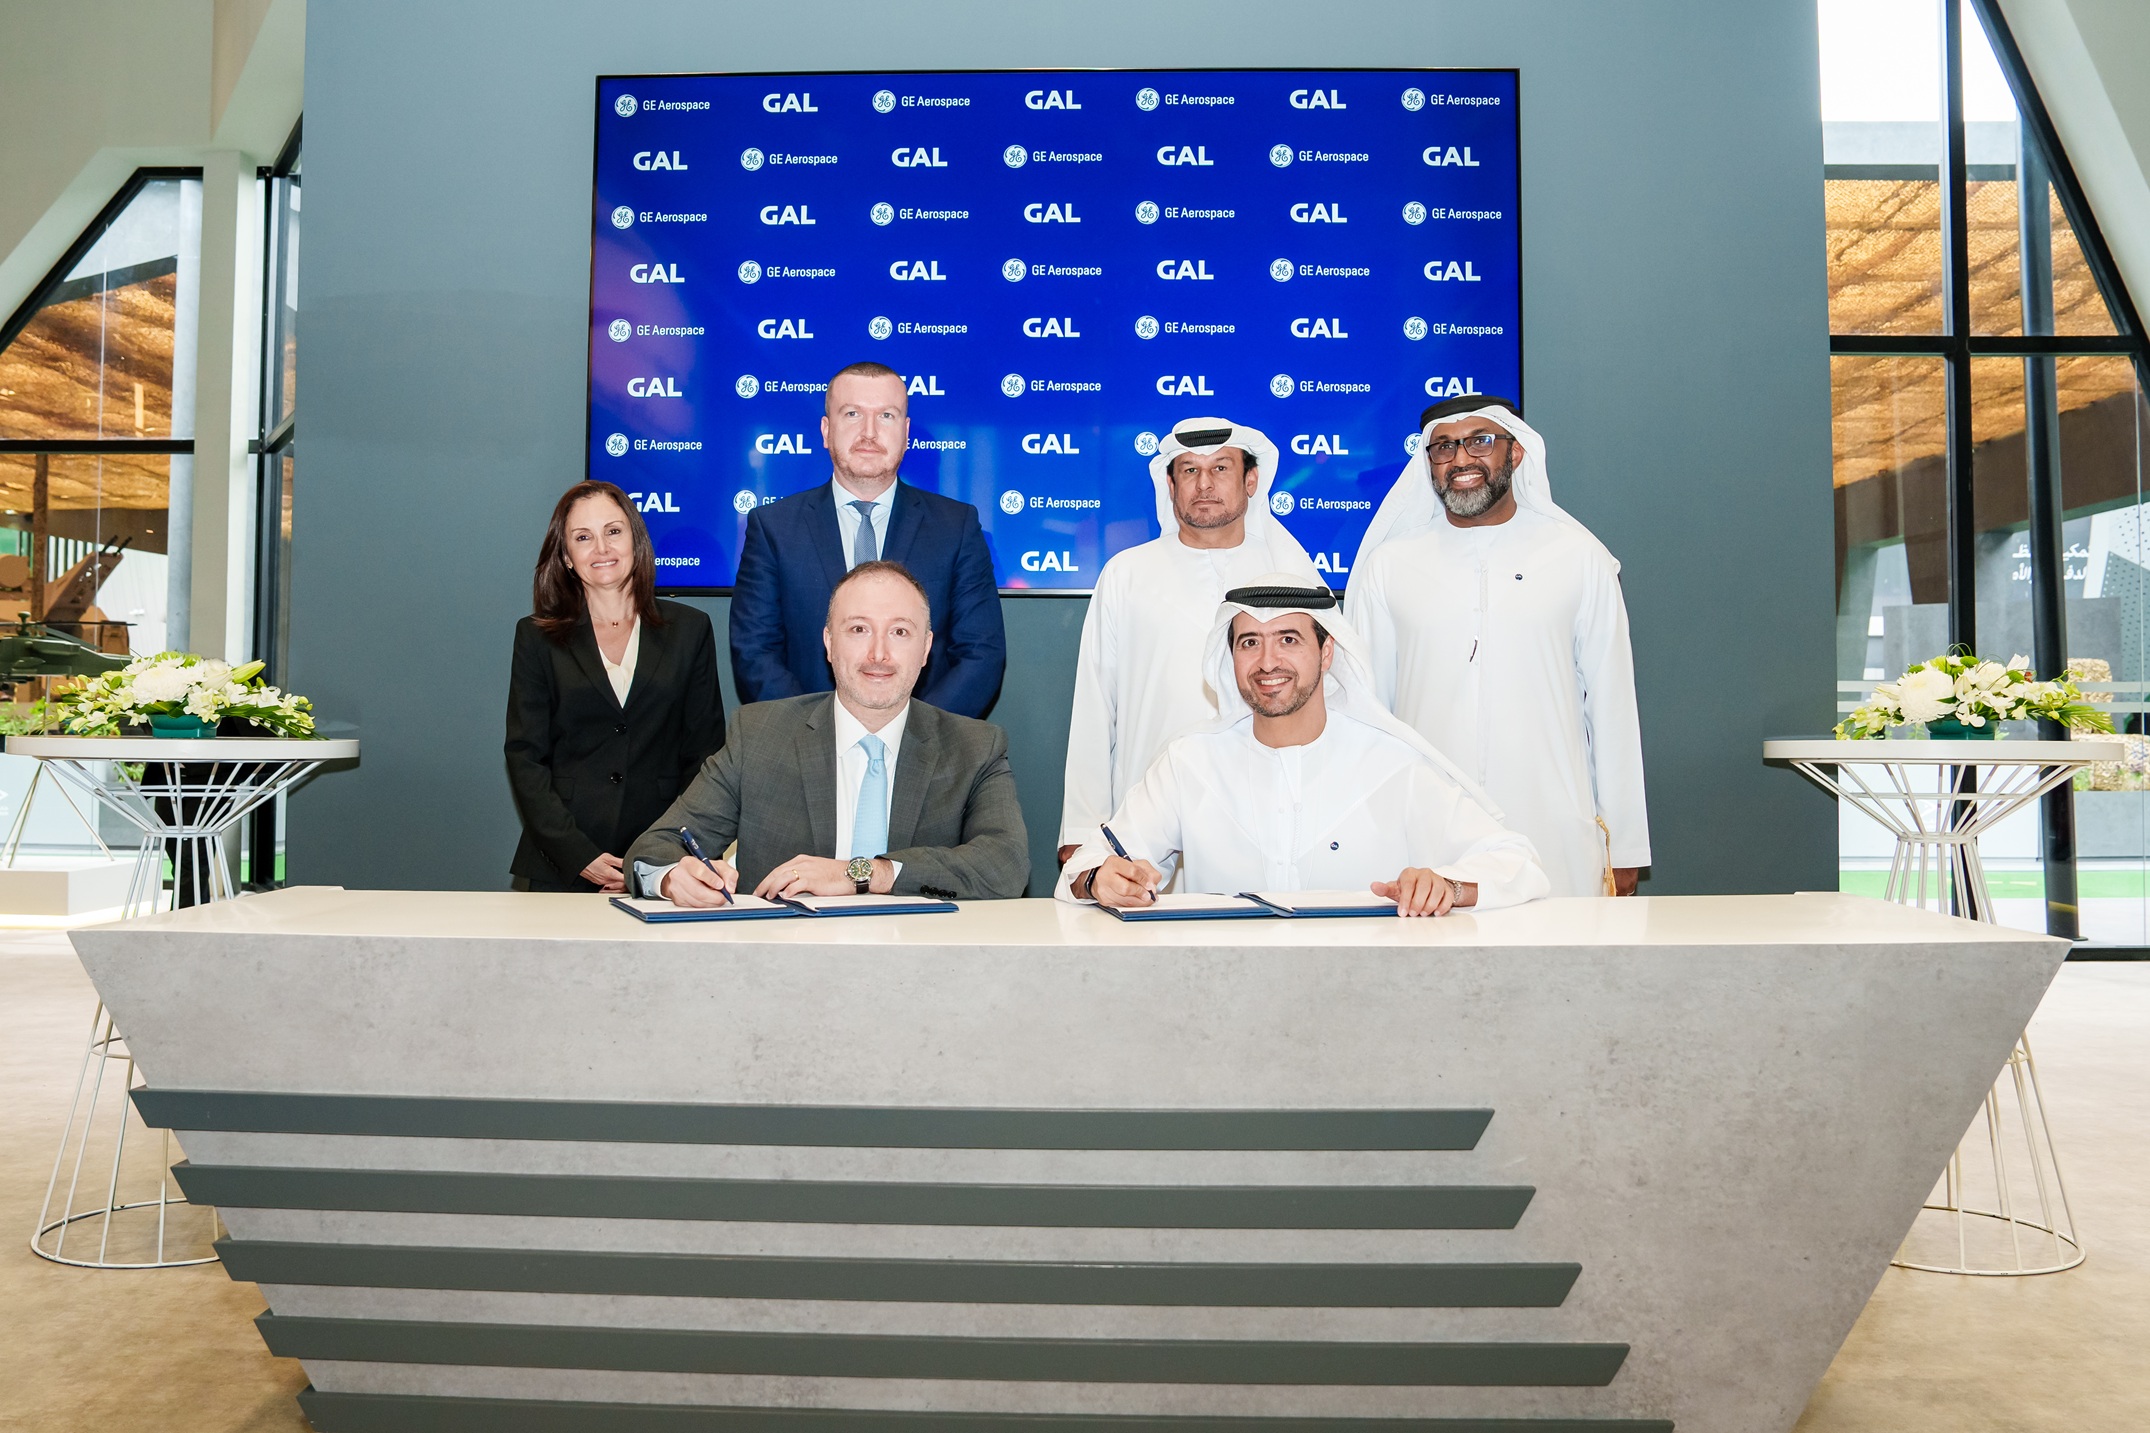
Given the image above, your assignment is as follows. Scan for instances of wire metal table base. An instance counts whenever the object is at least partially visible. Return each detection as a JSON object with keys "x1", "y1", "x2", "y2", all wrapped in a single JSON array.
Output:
[
  {"x1": 1775, "y1": 744, "x2": 2093, "y2": 1276},
  {"x1": 24, "y1": 749, "x2": 332, "y2": 1270}
]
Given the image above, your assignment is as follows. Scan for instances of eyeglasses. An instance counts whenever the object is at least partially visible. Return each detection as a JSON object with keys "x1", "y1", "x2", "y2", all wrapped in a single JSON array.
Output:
[{"x1": 1425, "y1": 432, "x2": 1512, "y2": 462}]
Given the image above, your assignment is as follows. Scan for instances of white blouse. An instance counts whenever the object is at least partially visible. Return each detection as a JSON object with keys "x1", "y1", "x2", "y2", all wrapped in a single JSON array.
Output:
[{"x1": 599, "y1": 617, "x2": 640, "y2": 706}]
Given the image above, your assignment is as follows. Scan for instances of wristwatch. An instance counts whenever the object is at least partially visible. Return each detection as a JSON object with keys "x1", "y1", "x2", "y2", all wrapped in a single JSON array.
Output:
[{"x1": 847, "y1": 856, "x2": 874, "y2": 894}]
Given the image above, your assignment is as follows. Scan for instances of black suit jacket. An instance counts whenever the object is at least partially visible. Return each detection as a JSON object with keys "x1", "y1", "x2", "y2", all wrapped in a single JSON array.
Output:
[{"x1": 505, "y1": 600, "x2": 725, "y2": 889}]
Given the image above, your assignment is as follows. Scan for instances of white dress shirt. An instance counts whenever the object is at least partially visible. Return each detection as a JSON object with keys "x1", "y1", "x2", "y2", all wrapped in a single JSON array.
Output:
[
  {"x1": 598, "y1": 617, "x2": 640, "y2": 706},
  {"x1": 832, "y1": 698, "x2": 909, "y2": 864},
  {"x1": 832, "y1": 478, "x2": 895, "y2": 567},
  {"x1": 635, "y1": 696, "x2": 908, "y2": 898}
]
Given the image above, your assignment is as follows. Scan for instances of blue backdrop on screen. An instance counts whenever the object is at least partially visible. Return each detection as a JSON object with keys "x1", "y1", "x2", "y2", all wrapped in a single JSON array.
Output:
[{"x1": 588, "y1": 69, "x2": 1520, "y2": 591}]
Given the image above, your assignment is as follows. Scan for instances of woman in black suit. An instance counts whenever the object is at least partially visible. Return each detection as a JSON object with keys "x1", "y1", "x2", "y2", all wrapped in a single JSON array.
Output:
[{"x1": 505, "y1": 480, "x2": 725, "y2": 892}]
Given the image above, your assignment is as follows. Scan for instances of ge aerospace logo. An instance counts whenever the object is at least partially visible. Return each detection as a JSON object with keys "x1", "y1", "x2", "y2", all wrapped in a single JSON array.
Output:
[
  {"x1": 1270, "y1": 374, "x2": 1295, "y2": 399},
  {"x1": 870, "y1": 202, "x2": 895, "y2": 226},
  {"x1": 1134, "y1": 431, "x2": 1160, "y2": 456},
  {"x1": 1135, "y1": 87, "x2": 1160, "y2": 111},
  {"x1": 614, "y1": 94, "x2": 638, "y2": 118},
  {"x1": 1003, "y1": 145, "x2": 1028, "y2": 169},
  {"x1": 607, "y1": 319, "x2": 632, "y2": 343},
  {"x1": 868, "y1": 316, "x2": 894, "y2": 340},
  {"x1": 738, "y1": 260, "x2": 763, "y2": 284},
  {"x1": 998, "y1": 490, "x2": 1024, "y2": 516},
  {"x1": 610, "y1": 206, "x2": 635, "y2": 230},
  {"x1": 1404, "y1": 433, "x2": 1424, "y2": 457},
  {"x1": 1002, "y1": 258, "x2": 1027, "y2": 282},
  {"x1": 735, "y1": 375, "x2": 760, "y2": 398},
  {"x1": 1403, "y1": 316, "x2": 1429, "y2": 340},
  {"x1": 1134, "y1": 315, "x2": 1160, "y2": 340},
  {"x1": 740, "y1": 148, "x2": 765, "y2": 171},
  {"x1": 1402, "y1": 201, "x2": 1427, "y2": 225},
  {"x1": 1269, "y1": 144, "x2": 1294, "y2": 168},
  {"x1": 1270, "y1": 491, "x2": 1295, "y2": 516},
  {"x1": 1135, "y1": 201, "x2": 1160, "y2": 225},
  {"x1": 873, "y1": 90, "x2": 896, "y2": 113},
  {"x1": 733, "y1": 489, "x2": 758, "y2": 515},
  {"x1": 1401, "y1": 87, "x2": 1426, "y2": 111},
  {"x1": 604, "y1": 433, "x2": 629, "y2": 457},
  {"x1": 1000, "y1": 373, "x2": 1026, "y2": 398},
  {"x1": 1269, "y1": 258, "x2": 1294, "y2": 282}
]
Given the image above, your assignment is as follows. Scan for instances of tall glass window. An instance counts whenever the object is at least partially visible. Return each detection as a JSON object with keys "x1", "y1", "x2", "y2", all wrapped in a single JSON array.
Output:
[
  {"x1": 0, "y1": 172, "x2": 201, "y2": 660},
  {"x1": 1822, "y1": 1, "x2": 2150, "y2": 947}
]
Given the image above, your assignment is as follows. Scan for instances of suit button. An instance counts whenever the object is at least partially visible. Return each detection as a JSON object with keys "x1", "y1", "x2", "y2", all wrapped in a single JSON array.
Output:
[
  {"x1": 615, "y1": 722, "x2": 627, "y2": 734},
  {"x1": 609, "y1": 772, "x2": 623, "y2": 784}
]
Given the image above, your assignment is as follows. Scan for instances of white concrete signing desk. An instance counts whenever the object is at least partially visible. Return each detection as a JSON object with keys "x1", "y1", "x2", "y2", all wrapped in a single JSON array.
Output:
[{"x1": 73, "y1": 888, "x2": 2065, "y2": 1433}]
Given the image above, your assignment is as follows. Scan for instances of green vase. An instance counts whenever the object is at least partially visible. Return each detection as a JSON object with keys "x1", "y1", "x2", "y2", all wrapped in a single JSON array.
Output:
[
  {"x1": 148, "y1": 713, "x2": 215, "y2": 739},
  {"x1": 1924, "y1": 715, "x2": 1996, "y2": 740}
]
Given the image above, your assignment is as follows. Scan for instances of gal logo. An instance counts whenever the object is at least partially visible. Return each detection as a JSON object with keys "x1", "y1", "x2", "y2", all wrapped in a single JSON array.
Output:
[
  {"x1": 762, "y1": 92, "x2": 818, "y2": 112},
  {"x1": 632, "y1": 150, "x2": 687, "y2": 170},
  {"x1": 756, "y1": 318, "x2": 814, "y2": 339},
  {"x1": 1290, "y1": 317, "x2": 1349, "y2": 338},
  {"x1": 1022, "y1": 432, "x2": 1081, "y2": 454},
  {"x1": 1025, "y1": 89, "x2": 1081, "y2": 109},
  {"x1": 1023, "y1": 316, "x2": 1080, "y2": 337},
  {"x1": 1024, "y1": 202, "x2": 1081, "y2": 223},
  {"x1": 755, "y1": 433, "x2": 811, "y2": 453}
]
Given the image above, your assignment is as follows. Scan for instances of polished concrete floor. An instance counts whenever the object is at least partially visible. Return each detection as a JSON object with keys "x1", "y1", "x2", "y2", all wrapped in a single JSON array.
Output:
[{"x1": 0, "y1": 928, "x2": 2142, "y2": 1431}]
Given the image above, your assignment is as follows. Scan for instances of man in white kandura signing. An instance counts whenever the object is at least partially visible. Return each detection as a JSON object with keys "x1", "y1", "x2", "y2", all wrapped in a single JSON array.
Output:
[
  {"x1": 1057, "y1": 418, "x2": 1322, "y2": 867},
  {"x1": 1349, "y1": 395, "x2": 1649, "y2": 898},
  {"x1": 1056, "y1": 579, "x2": 1548, "y2": 916}
]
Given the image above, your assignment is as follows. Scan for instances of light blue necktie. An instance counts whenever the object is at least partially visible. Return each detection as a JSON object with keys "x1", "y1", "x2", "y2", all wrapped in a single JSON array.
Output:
[
  {"x1": 849, "y1": 499, "x2": 879, "y2": 568},
  {"x1": 850, "y1": 733, "x2": 888, "y2": 858}
]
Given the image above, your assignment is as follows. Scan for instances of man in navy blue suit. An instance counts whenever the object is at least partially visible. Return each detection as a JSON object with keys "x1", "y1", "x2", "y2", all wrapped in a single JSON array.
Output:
[{"x1": 730, "y1": 361, "x2": 1007, "y2": 717}]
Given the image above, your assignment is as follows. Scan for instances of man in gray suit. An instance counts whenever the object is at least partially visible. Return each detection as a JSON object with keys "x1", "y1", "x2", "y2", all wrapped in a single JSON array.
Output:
[{"x1": 627, "y1": 560, "x2": 1028, "y2": 904}]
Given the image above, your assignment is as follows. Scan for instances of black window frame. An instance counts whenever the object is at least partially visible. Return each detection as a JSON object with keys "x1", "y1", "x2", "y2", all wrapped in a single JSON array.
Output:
[{"x1": 1828, "y1": 0, "x2": 2150, "y2": 949}]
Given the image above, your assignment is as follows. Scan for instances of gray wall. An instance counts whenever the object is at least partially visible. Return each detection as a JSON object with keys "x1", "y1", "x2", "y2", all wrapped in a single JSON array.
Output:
[{"x1": 293, "y1": 0, "x2": 1836, "y2": 896}]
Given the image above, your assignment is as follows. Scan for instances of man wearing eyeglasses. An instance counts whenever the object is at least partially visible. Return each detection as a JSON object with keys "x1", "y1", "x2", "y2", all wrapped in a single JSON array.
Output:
[{"x1": 1346, "y1": 395, "x2": 1650, "y2": 898}]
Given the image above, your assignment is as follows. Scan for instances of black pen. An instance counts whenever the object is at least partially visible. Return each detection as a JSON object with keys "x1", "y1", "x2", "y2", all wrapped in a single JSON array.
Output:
[
  {"x1": 1099, "y1": 825, "x2": 1155, "y2": 900},
  {"x1": 675, "y1": 826, "x2": 732, "y2": 905}
]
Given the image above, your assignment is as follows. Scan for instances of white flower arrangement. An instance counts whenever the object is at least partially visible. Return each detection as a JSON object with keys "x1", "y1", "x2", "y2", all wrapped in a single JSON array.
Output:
[
  {"x1": 1836, "y1": 649, "x2": 2113, "y2": 739},
  {"x1": 54, "y1": 652, "x2": 316, "y2": 738}
]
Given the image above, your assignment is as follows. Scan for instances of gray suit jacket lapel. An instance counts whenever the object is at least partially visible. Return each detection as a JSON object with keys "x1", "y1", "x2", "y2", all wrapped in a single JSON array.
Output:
[
  {"x1": 886, "y1": 702, "x2": 938, "y2": 850},
  {"x1": 796, "y1": 694, "x2": 838, "y2": 858}
]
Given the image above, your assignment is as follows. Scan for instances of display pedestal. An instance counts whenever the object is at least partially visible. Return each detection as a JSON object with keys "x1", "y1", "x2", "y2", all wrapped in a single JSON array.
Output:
[
  {"x1": 8, "y1": 735, "x2": 357, "y2": 1268},
  {"x1": 1766, "y1": 736, "x2": 2117, "y2": 1275}
]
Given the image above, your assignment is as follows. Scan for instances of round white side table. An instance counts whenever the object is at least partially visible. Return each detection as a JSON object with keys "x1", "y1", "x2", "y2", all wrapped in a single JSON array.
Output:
[
  {"x1": 1765, "y1": 737, "x2": 2118, "y2": 1276},
  {"x1": 8, "y1": 734, "x2": 357, "y2": 1268}
]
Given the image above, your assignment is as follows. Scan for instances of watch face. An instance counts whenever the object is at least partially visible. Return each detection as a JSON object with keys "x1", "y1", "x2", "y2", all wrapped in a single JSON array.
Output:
[{"x1": 847, "y1": 856, "x2": 873, "y2": 883}]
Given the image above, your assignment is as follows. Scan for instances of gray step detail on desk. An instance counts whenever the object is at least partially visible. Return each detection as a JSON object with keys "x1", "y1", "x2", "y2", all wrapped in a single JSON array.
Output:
[
  {"x1": 297, "y1": 1389, "x2": 1673, "y2": 1432},
  {"x1": 134, "y1": 1092, "x2": 1492, "y2": 1150},
  {"x1": 175, "y1": 1165, "x2": 1535, "y2": 1229},
  {"x1": 259, "y1": 1317, "x2": 1628, "y2": 1386},
  {"x1": 217, "y1": 1241, "x2": 1581, "y2": 1307}
]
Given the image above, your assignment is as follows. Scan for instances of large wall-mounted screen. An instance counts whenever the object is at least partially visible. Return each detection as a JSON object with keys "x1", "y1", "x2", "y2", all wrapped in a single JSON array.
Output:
[{"x1": 588, "y1": 68, "x2": 1520, "y2": 591}]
